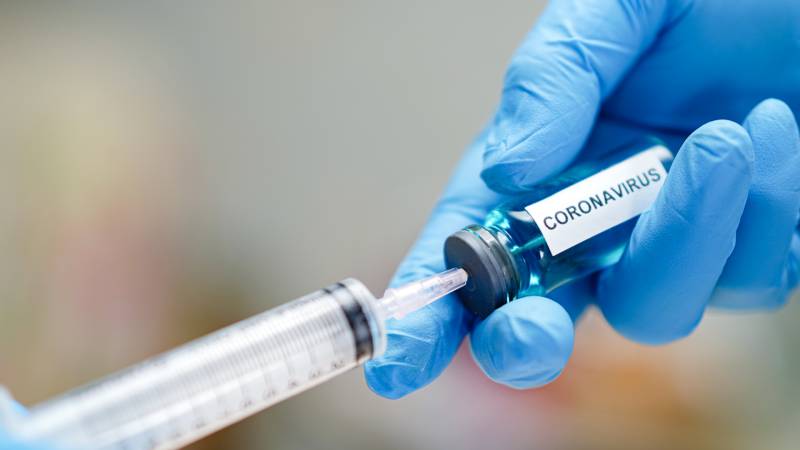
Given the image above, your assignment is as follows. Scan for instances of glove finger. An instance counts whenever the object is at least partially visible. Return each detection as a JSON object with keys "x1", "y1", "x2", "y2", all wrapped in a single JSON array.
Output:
[
  {"x1": 481, "y1": 0, "x2": 692, "y2": 194},
  {"x1": 547, "y1": 276, "x2": 593, "y2": 323},
  {"x1": 364, "y1": 132, "x2": 503, "y2": 399},
  {"x1": 470, "y1": 296, "x2": 574, "y2": 389},
  {"x1": 596, "y1": 120, "x2": 754, "y2": 344},
  {"x1": 0, "y1": 386, "x2": 25, "y2": 425},
  {"x1": 0, "y1": 431, "x2": 51, "y2": 450},
  {"x1": 0, "y1": 387, "x2": 39, "y2": 449},
  {"x1": 711, "y1": 99, "x2": 800, "y2": 309}
]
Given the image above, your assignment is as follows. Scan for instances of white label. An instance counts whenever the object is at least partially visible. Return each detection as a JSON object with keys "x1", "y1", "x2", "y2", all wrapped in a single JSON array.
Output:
[{"x1": 525, "y1": 146, "x2": 670, "y2": 256}]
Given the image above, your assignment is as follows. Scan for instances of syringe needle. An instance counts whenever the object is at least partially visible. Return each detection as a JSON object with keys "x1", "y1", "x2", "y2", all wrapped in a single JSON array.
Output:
[{"x1": 378, "y1": 268, "x2": 468, "y2": 320}]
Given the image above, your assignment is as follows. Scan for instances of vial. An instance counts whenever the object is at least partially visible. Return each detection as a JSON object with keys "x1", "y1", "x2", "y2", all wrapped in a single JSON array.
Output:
[{"x1": 444, "y1": 138, "x2": 674, "y2": 318}]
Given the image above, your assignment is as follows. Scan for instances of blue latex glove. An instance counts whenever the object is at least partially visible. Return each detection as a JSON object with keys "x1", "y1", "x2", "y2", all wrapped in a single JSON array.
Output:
[
  {"x1": 0, "y1": 429, "x2": 45, "y2": 450},
  {"x1": 0, "y1": 389, "x2": 49, "y2": 450},
  {"x1": 365, "y1": 0, "x2": 800, "y2": 397}
]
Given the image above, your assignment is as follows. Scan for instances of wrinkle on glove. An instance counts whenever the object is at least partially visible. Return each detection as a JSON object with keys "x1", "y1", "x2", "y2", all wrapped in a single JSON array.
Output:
[
  {"x1": 481, "y1": 0, "x2": 691, "y2": 193},
  {"x1": 596, "y1": 120, "x2": 754, "y2": 344},
  {"x1": 365, "y1": 296, "x2": 472, "y2": 399},
  {"x1": 711, "y1": 100, "x2": 800, "y2": 308}
]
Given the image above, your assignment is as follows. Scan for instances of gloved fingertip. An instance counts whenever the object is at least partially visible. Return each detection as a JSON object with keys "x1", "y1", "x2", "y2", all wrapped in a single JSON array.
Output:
[
  {"x1": 617, "y1": 309, "x2": 703, "y2": 346},
  {"x1": 674, "y1": 120, "x2": 754, "y2": 220},
  {"x1": 597, "y1": 119, "x2": 754, "y2": 345},
  {"x1": 480, "y1": 87, "x2": 587, "y2": 195},
  {"x1": 470, "y1": 297, "x2": 573, "y2": 389},
  {"x1": 480, "y1": 145, "x2": 577, "y2": 195},
  {"x1": 503, "y1": 369, "x2": 564, "y2": 390},
  {"x1": 480, "y1": 159, "x2": 535, "y2": 195},
  {"x1": 363, "y1": 295, "x2": 471, "y2": 399},
  {"x1": 0, "y1": 387, "x2": 26, "y2": 424},
  {"x1": 687, "y1": 121, "x2": 755, "y2": 227},
  {"x1": 710, "y1": 286, "x2": 790, "y2": 311},
  {"x1": 363, "y1": 329, "x2": 439, "y2": 400},
  {"x1": 745, "y1": 98, "x2": 798, "y2": 136},
  {"x1": 743, "y1": 98, "x2": 800, "y2": 183},
  {"x1": 689, "y1": 119, "x2": 754, "y2": 167},
  {"x1": 363, "y1": 362, "x2": 411, "y2": 400},
  {"x1": 709, "y1": 99, "x2": 800, "y2": 308}
]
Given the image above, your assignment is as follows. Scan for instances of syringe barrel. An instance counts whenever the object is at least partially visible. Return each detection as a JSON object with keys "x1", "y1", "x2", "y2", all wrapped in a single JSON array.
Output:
[{"x1": 13, "y1": 279, "x2": 385, "y2": 450}]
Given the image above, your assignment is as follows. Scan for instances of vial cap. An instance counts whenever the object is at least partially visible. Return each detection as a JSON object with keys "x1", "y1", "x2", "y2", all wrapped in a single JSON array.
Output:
[{"x1": 443, "y1": 228, "x2": 515, "y2": 319}]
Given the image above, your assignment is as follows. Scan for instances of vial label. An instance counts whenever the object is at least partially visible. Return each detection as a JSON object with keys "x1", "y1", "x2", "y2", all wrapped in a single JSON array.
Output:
[{"x1": 525, "y1": 146, "x2": 669, "y2": 256}]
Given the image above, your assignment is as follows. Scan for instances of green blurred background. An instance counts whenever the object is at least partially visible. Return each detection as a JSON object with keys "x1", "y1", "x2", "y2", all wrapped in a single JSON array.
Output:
[{"x1": 0, "y1": 1, "x2": 798, "y2": 449}]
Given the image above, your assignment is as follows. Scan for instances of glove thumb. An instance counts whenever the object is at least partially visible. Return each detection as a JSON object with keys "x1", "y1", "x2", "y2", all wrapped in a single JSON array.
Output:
[{"x1": 481, "y1": 0, "x2": 689, "y2": 194}]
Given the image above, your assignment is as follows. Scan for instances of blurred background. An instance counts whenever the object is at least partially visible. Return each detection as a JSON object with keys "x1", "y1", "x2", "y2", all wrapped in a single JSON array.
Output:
[{"x1": 0, "y1": 1, "x2": 798, "y2": 449}]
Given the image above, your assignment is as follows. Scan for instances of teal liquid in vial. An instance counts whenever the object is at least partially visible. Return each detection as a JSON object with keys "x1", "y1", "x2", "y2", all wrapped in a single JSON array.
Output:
[{"x1": 445, "y1": 139, "x2": 674, "y2": 318}]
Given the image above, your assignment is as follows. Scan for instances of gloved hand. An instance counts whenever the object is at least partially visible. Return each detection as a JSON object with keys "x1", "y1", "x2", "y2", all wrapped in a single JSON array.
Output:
[
  {"x1": 0, "y1": 388, "x2": 48, "y2": 450},
  {"x1": 365, "y1": 0, "x2": 800, "y2": 397},
  {"x1": 0, "y1": 429, "x2": 45, "y2": 450}
]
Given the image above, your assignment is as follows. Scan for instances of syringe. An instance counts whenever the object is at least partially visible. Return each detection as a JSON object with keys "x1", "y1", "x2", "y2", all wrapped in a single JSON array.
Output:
[{"x1": 6, "y1": 269, "x2": 468, "y2": 450}]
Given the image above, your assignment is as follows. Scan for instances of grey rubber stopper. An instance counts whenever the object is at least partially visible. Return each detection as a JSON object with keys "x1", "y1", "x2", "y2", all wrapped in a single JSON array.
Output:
[{"x1": 443, "y1": 228, "x2": 514, "y2": 319}]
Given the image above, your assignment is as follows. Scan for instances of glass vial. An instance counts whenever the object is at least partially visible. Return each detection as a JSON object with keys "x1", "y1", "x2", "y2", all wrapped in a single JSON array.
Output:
[{"x1": 444, "y1": 138, "x2": 674, "y2": 318}]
